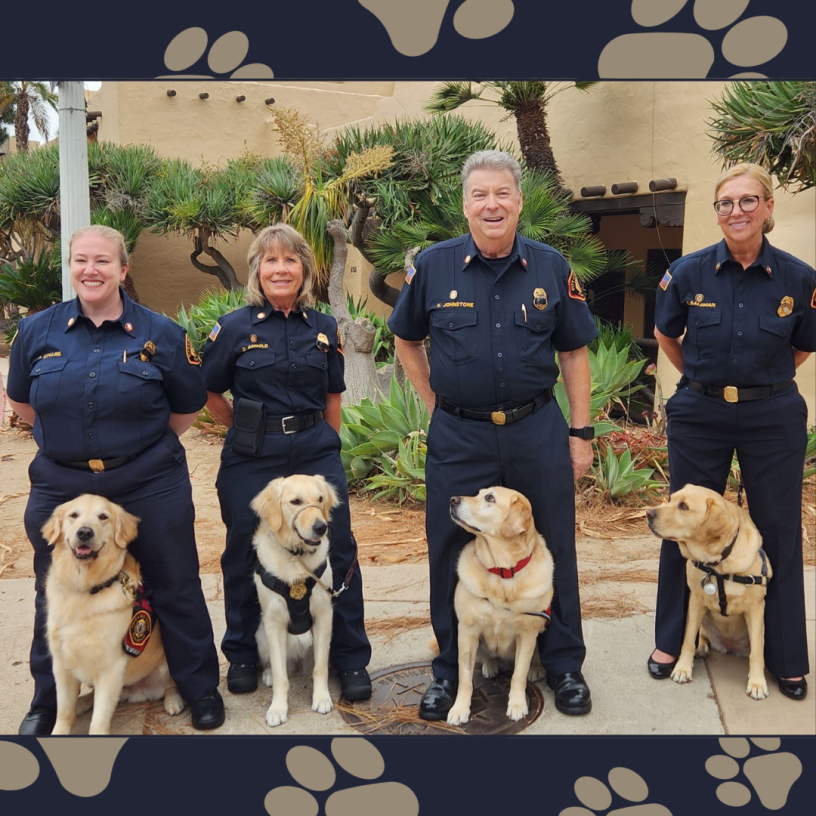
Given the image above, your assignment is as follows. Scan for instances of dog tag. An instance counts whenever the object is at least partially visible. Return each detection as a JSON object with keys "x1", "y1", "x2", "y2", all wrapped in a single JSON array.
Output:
[
  {"x1": 702, "y1": 576, "x2": 717, "y2": 595},
  {"x1": 290, "y1": 582, "x2": 307, "y2": 600}
]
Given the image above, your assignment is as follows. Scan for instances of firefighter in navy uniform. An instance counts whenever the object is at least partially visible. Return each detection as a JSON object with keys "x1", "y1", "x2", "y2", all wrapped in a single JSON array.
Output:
[
  {"x1": 201, "y1": 224, "x2": 372, "y2": 702},
  {"x1": 7, "y1": 226, "x2": 224, "y2": 735},
  {"x1": 389, "y1": 150, "x2": 598, "y2": 720},
  {"x1": 649, "y1": 163, "x2": 815, "y2": 701}
]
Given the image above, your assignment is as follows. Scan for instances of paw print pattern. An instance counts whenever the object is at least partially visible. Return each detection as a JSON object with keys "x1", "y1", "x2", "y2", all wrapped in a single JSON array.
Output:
[
  {"x1": 265, "y1": 739, "x2": 418, "y2": 816},
  {"x1": 559, "y1": 768, "x2": 671, "y2": 816},
  {"x1": 706, "y1": 737, "x2": 802, "y2": 810},
  {"x1": 358, "y1": 0, "x2": 514, "y2": 57},
  {"x1": 158, "y1": 28, "x2": 274, "y2": 79},
  {"x1": 599, "y1": 0, "x2": 787, "y2": 78},
  {"x1": 0, "y1": 741, "x2": 40, "y2": 790}
]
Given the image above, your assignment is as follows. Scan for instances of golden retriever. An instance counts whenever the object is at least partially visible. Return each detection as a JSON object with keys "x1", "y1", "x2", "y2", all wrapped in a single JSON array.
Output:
[
  {"x1": 446, "y1": 487, "x2": 554, "y2": 725},
  {"x1": 646, "y1": 484, "x2": 773, "y2": 700},
  {"x1": 44, "y1": 494, "x2": 184, "y2": 735},
  {"x1": 250, "y1": 474, "x2": 340, "y2": 727}
]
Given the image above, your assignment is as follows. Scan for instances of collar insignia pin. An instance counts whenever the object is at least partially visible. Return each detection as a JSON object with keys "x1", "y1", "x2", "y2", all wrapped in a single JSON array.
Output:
[
  {"x1": 125, "y1": 322, "x2": 134, "y2": 332},
  {"x1": 464, "y1": 254, "x2": 471, "y2": 264},
  {"x1": 257, "y1": 312, "x2": 266, "y2": 320},
  {"x1": 67, "y1": 317, "x2": 75, "y2": 327}
]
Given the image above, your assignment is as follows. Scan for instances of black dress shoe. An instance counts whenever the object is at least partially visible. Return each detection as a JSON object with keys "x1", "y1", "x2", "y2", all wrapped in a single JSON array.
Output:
[
  {"x1": 189, "y1": 689, "x2": 225, "y2": 730},
  {"x1": 227, "y1": 662, "x2": 258, "y2": 694},
  {"x1": 647, "y1": 652, "x2": 678, "y2": 680},
  {"x1": 546, "y1": 671, "x2": 592, "y2": 715},
  {"x1": 18, "y1": 706, "x2": 56, "y2": 736},
  {"x1": 418, "y1": 677, "x2": 457, "y2": 721},
  {"x1": 338, "y1": 668, "x2": 372, "y2": 701},
  {"x1": 777, "y1": 677, "x2": 807, "y2": 701}
]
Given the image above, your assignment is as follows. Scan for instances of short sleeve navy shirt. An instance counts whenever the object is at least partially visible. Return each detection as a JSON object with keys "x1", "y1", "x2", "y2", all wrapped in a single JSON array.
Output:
[
  {"x1": 655, "y1": 238, "x2": 816, "y2": 386},
  {"x1": 388, "y1": 232, "x2": 598, "y2": 409},
  {"x1": 201, "y1": 302, "x2": 345, "y2": 415},
  {"x1": 7, "y1": 291, "x2": 207, "y2": 460}
]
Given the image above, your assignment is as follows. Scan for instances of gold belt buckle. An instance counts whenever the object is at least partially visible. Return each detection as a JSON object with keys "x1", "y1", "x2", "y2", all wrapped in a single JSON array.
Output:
[
  {"x1": 491, "y1": 411, "x2": 507, "y2": 425},
  {"x1": 88, "y1": 459, "x2": 106, "y2": 473},
  {"x1": 723, "y1": 386, "x2": 739, "y2": 403}
]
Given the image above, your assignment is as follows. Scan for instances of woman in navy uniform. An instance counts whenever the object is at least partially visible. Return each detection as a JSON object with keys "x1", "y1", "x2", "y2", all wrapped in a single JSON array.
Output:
[
  {"x1": 201, "y1": 223, "x2": 372, "y2": 702},
  {"x1": 649, "y1": 164, "x2": 815, "y2": 700},
  {"x1": 7, "y1": 225, "x2": 224, "y2": 734}
]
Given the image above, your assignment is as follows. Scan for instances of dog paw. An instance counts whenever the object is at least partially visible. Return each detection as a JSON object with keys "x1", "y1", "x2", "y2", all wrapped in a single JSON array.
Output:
[
  {"x1": 746, "y1": 677, "x2": 769, "y2": 700},
  {"x1": 670, "y1": 662, "x2": 693, "y2": 684},
  {"x1": 706, "y1": 738, "x2": 802, "y2": 809},
  {"x1": 164, "y1": 690, "x2": 185, "y2": 716},
  {"x1": 0, "y1": 741, "x2": 40, "y2": 790},
  {"x1": 261, "y1": 669, "x2": 274, "y2": 687},
  {"x1": 158, "y1": 27, "x2": 274, "y2": 78},
  {"x1": 559, "y1": 767, "x2": 671, "y2": 816},
  {"x1": 264, "y1": 739, "x2": 418, "y2": 816},
  {"x1": 481, "y1": 657, "x2": 499, "y2": 679},
  {"x1": 446, "y1": 704, "x2": 471, "y2": 726},
  {"x1": 506, "y1": 698, "x2": 529, "y2": 722},
  {"x1": 312, "y1": 694, "x2": 333, "y2": 715},
  {"x1": 266, "y1": 703, "x2": 289, "y2": 727},
  {"x1": 528, "y1": 663, "x2": 546, "y2": 683}
]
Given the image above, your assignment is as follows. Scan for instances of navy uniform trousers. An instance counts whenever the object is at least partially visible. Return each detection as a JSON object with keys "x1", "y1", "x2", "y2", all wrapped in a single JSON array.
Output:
[
  {"x1": 426, "y1": 398, "x2": 586, "y2": 682},
  {"x1": 655, "y1": 383, "x2": 810, "y2": 678},
  {"x1": 24, "y1": 429, "x2": 221, "y2": 709},
  {"x1": 216, "y1": 420, "x2": 371, "y2": 671}
]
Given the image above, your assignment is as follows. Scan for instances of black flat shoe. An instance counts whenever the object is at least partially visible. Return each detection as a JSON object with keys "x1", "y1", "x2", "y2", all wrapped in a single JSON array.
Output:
[
  {"x1": 777, "y1": 677, "x2": 807, "y2": 701},
  {"x1": 18, "y1": 706, "x2": 56, "y2": 736},
  {"x1": 227, "y1": 662, "x2": 258, "y2": 694},
  {"x1": 546, "y1": 671, "x2": 592, "y2": 715},
  {"x1": 418, "y1": 677, "x2": 458, "y2": 721},
  {"x1": 338, "y1": 668, "x2": 372, "y2": 701},
  {"x1": 189, "y1": 689, "x2": 225, "y2": 730},
  {"x1": 647, "y1": 652, "x2": 677, "y2": 680}
]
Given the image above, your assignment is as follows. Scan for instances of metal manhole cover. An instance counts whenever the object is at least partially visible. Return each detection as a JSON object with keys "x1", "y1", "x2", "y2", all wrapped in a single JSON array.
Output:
[{"x1": 339, "y1": 662, "x2": 543, "y2": 735}]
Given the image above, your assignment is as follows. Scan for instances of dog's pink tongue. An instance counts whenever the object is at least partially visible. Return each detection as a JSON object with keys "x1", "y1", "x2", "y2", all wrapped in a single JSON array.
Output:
[{"x1": 76, "y1": 545, "x2": 92, "y2": 556}]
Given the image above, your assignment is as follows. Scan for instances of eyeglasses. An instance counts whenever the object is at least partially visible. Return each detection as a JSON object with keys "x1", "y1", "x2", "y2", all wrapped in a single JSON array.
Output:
[{"x1": 713, "y1": 195, "x2": 767, "y2": 215}]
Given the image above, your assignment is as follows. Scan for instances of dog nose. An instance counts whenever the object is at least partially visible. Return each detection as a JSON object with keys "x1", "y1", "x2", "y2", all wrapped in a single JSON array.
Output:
[
  {"x1": 646, "y1": 508, "x2": 657, "y2": 521},
  {"x1": 312, "y1": 520, "x2": 327, "y2": 538},
  {"x1": 76, "y1": 527, "x2": 95, "y2": 542},
  {"x1": 450, "y1": 497, "x2": 461, "y2": 507}
]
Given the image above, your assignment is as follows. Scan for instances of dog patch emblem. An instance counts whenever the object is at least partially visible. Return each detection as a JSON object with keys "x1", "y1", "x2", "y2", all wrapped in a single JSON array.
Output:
[
  {"x1": 316, "y1": 332, "x2": 330, "y2": 352},
  {"x1": 289, "y1": 582, "x2": 308, "y2": 600},
  {"x1": 778, "y1": 296, "x2": 794, "y2": 317},
  {"x1": 533, "y1": 288, "x2": 548, "y2": 311},
  {"x1": 567, "y1": 270, "x2": 585, "y2": 300}
]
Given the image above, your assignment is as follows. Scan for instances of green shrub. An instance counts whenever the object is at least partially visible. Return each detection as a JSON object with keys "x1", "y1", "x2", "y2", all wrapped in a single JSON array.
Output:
[
  {"x1": 0, "y1": 255, "x2": 61, "y2": 313},
  {"x1": 591, "y1": 443, "x2": 663, "y2": 500},
  {"x1": 173, "y1": 287, "x2": 247, "y2": 355}
]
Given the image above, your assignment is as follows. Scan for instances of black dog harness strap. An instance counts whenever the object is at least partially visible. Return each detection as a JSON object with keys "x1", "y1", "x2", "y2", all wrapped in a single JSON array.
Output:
[
  {"x1": 256, "y1": 559, "x2": 328, "y2": 635},
  {"x1": 693, "y1": 548, "x2": 770, "y2": 617}
]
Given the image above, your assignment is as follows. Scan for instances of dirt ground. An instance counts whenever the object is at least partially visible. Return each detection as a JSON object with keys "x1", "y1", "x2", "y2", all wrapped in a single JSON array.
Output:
[{"x1": 2, "y1": 426, "x2": 814, "y2": 614}]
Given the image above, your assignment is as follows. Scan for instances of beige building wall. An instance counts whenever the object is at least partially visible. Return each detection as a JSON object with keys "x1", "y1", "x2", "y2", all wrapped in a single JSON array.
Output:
[{"x1": 88, "y1": 80, "x2": 815, "y2": 419}]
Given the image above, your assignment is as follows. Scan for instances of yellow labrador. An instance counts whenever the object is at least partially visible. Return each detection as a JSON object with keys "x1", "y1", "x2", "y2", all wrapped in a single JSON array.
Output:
[
  {"x1": 44, "y1": 495, "x2": 184, "y2": 735},
  {"x1": 250, "y1": 474, "x2": 340, "y2": 727},
  {"x1": 647, "y1": 484, "x2": 773, "y2": 699},
  {"x1": 446, "y1": 487, "x2": 554, "y2": 725}
]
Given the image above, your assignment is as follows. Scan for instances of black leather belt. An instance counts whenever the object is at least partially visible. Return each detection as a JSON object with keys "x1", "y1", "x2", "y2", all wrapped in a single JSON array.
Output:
[
  {"x1": 54, "y1": 454, "x2": 135, "y2": 473},
  {"x1": 266, "y1": 410, "x2": 324, "y2": 434},
  {"x1": 436, "y1": 390, "x2": 553, "y2": 425},
  {"x1": 686, "y1": 380, "x2": 792, "y2": 403}
]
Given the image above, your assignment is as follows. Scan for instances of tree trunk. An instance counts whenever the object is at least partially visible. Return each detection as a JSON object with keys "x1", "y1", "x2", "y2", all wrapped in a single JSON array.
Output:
[
  {"x1": 515, "y1": 100, "x2": 563, "y2": 187},
  {"x1": 14, "y1": 91, "x2": 29, "y2": 152},
  {"x1": 349, "y1": 201, "x2": 402, "y2": 309},
  {"x1": 121, "y1": 273, "x2": 140, "y2": 303},
  {"x1": 190, "y1": 230, "x2": 241, "y2": 290},
  {"x1": 326, "y1": 219, "x2": 380, "y2": 407}
]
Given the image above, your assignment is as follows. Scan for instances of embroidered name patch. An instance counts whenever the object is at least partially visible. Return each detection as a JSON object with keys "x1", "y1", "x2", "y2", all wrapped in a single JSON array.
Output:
[
  {"x1": 686, "y1": 300, "x2": 717, "y2": 308},
  {"x1": 442, "y1": 301, "x2": 474, "y2": 308},
  {"x1": 208, "y1": 322, "x2": 222, "y2": 342},
  {"x1": 42, "y1": 351, "x2": 62, "y2": 359},
  {"x1": 659, "y1": 270, "x2": 672, "y2": 290},
  {"x1": 240, "y1": 343, "x2": 270, "y2": 353}
]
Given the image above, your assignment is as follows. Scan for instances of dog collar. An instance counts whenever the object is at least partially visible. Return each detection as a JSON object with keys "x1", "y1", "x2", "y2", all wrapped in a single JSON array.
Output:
[
  {"x1": 485, "y1": 553, "x2": 533, "y2": 579},
  {"x1": 693, "y1": 548, "x2": 770, "y2": 617}
]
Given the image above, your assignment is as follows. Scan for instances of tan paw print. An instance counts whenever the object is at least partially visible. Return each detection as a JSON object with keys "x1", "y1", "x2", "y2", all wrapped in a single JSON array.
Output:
[
  {"x1": 706, "y1": 738, "x2": 802, "y2": 809},
  {"x1": 158, "y1": 28, "x2": 274, "y2": 78},
  {"x1": 358, "y1": 0, "x2": 514, "y2": 57},
  {"x1": 559, "y1": 768, "x2": 671, "y2": 816},
  {"x1": 599, "y1": 0, "x2": 787, "y2": 78},
  {"x1": 265, "y1": 739, "x2": 418, "y2": 816}
]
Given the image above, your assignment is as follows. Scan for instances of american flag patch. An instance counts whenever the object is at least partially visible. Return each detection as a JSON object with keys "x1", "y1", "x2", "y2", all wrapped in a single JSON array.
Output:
[
  {"x1": 405, "y1": 264, "x2": 417, "y2": 285},
  {"x1": 659, "y1": 270, "x2": 672, "y2": 290},
  {"x1": 208, "y1": 322, "x2": 222, "y2": 341}
]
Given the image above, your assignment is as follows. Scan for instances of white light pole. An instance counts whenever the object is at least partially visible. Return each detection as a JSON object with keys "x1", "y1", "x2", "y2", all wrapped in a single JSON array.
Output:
[{"x1": 57, "y1": 81, "x2": 90, "y2": 301}]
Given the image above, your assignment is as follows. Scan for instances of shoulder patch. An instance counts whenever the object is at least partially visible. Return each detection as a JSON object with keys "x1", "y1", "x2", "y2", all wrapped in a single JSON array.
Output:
[
  {"x1": 659, "y1": 270, "x2": 673, "y2": 291},
  {"x1": 567, "y1": 270, "x2": 586, "y2": 301},
  {"x1": 405, "y1": 264, "x2": 417, "y2": 285},
  {"x1": 811, "y1": 286, "x2": 816, "y2": 309},
  {"x1": 186, "y1": 335, "x2": 201, "y2": 366},
  {"x1": 208, "y1": 322, "x2": 222, "y2": 342}
]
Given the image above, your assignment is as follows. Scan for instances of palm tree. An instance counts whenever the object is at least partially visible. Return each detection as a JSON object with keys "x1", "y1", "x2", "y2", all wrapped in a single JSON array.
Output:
[
  {"x1": 707, "y1": 81, "x2": 815, "y2": 193},
  {"x1": 0, "y1": 81, "x2": 58, "y2": 152},
  {"x1": 425, "y1": 81, "x2": 596, "y2": 187}
]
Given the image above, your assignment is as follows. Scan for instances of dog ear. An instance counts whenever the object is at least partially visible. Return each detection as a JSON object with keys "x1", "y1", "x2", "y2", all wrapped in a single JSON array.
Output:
[
  {"x1": 251, "y1": 478, "x2": 285, "y2": 530},
  {"x1": 696, "y1": 496, "x2": 732, "y2": 543},
  {"x1": 501, "y1": 495, "x2": 532, "y2": 538},
  {"x1": 113, "y1": 505, "x2": 141, "y2": 549},
  {"x1": 316, "y1": 475, "x2": 340, "y2": 515},
  {"x1": 41, "y1": 501, "x2": 70, "y2": 547}
]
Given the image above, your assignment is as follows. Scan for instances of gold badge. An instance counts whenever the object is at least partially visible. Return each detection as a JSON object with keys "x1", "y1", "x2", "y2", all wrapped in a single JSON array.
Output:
[
  {"x1": 250, "y1": 334, "x2": 258, "y2": 343},
  {"x1": 185, "y1": 335, "x2": 201, "y2": 365},
  {"x1": 695, "y1": 294, "x2": 704, "y2": 303},
  {"x1": 289, "y1": 582, "x2": 307, "y2": 600},
  {"x1": 567, "y1": 270, "x2": 586, "y2": 301},
  {"x1": 125, "y1": 322, "x2": 134, "y2": 332},
  {"x1": 778, "y1": 296, "x2": 794, "y2": 317},
  {"x1": 316, "y1": 332, "x2": 330, "y2": 352},
  {"x1": 449, "y1": 290, "x2": 458, "y2": 299},
  {"x1": 533, "y1": 288, "x2": 548, "y2": 311},
  {"x1": 257, "y1": 312, "x2": 266, "y2": 320},
  {"x1": 139, "y1": 341, "x2": 156, "y2": 362}
]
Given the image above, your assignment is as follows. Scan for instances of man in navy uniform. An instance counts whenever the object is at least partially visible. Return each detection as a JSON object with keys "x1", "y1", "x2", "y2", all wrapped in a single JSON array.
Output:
[{"x1": 388, "y1": 150, "x2": 597, "y2": 719}]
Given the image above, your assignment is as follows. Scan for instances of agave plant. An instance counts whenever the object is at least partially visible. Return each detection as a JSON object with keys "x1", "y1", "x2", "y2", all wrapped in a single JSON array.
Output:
[
  {"x1": 0, "y1": 254, "x2": 61, "y2": 313},
  {"x1": 590, "y1": 443, "x2": 663, "y2": 500},
  {"x1": 172, "y1": 287, "x2": 248, "y2": 355}
]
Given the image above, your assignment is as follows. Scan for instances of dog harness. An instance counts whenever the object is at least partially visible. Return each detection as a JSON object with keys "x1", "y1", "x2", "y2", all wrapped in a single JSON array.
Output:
[
  {"x1": 89, "y1": 570, "x2": 157, "y2": 657},
  {"x1": 255, "y1": 559, "x2": 329, "y2": 635},
  {"x1": 693, "y1": 548, "x2": 770, "y2": 617}
]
